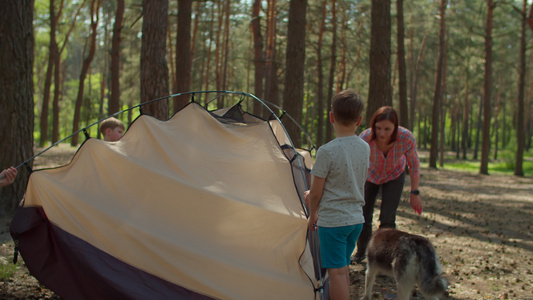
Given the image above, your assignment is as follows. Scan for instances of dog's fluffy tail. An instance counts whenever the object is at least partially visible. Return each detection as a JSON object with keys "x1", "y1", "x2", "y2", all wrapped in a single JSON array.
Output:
[{"x1": 415, "y1": 239, "x2": 448, "y2": 297}]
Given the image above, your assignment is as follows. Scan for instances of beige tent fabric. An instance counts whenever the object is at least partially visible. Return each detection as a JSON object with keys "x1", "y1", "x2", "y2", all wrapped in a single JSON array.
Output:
[{"x1": 23, "y1": 103, "x2": 317, "y2": 299}]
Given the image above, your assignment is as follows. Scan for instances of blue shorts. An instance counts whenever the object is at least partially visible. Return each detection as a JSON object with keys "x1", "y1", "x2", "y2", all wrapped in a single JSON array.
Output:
[{"x1": 317, "y1": 224, "x2": 363, "y2": 269}]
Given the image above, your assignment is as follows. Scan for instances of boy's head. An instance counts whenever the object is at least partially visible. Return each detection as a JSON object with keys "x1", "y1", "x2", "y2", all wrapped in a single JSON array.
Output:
[
  {"x1": 99, "y1": 117, "x2": 125, "y2": 142},
  {"x1": 331, "y1": 89, "x2": 364, "y2": 127}
]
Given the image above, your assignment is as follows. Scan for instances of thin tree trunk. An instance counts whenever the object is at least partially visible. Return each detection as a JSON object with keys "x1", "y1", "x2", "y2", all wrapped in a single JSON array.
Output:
[
  {"x1": 72, "y1": 0, "x2": 100, "y2": 146},
  {"x1": 429, "y1": 0, "x2": 446, "y2": 168},
  {"x1": 326, "y1": 0, "x2": 337, "y2": 142},
  {"x1": 409, "y1": 34, "x2": 427, "y2": 131},
  {"x1": 203, "y1": 5, "x2": 214, "y2": 103},
  {"x1": 221, "y1": 0, "x2": 231, "y2": 91},
  {"x1": 396, "y1": 0, "x2": 408, "y2": 128},
  {"x1": 109, "y1": 0, "x2": 124, "y2": 115},
  {"x1": 515, "y1": 0, "x2": 527, "y2": 176},
  {"x1": 461, "y1": 54, "x2": 470, "y2": 160},
  {"x1": 473, "y1": 99, "x2": 482, "y2": 160},
  {"x1": 439, "y1": 38, "x2": 448, "y2": 168},
  {"x1": 53, "y1": 0, "x2": 84, "y2": 143},
  {"x1": 251, "y1": 0, "x2": 264, "y2": 115},
  {"x1": 480, "y1": 0, "x2": 494, "y2": 174},
  {"x1": 264, "y1": 0, "x2": 279, "y2": 109},
  {"x1": 315, "y1": 0, "x2": 327, "y2": 147},
  {"x1": 174, "y1": 0, "x2": 193, "y2": 112},
  {"x1": 191, "y1": 1, "x2": 201, "y2": 78},
  {"x1": 40, "y1": 0, "x2": 60, "y2": 147}
]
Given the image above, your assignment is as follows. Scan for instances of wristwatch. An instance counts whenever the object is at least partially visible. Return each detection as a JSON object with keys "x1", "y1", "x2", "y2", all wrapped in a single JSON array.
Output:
[{"x1": 410, "y1": 190, "x2": 420, "y2": 196}]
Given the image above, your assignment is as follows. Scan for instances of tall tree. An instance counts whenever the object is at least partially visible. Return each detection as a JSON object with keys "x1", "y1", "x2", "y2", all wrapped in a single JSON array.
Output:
[
  {"x1": 409, "y1": 34, "x2": 427, "y2": 131},
  {"x1": 480, "y1": 0, "x2": 494, "y2": 174},
  {"x1": 0, "y1": 0, "x2": 34, "y2": 215},
  {"x1": 461, "y1": 52, "x2": 471, "y2": 160},
  {"x1": 109, "y1": 0, "x2": 124, "y2": 115},
  {"x1": 71, "y1": 0, "x2": 101, "y2": 146},
  {"x1": 396, "y1": 0, "x2": 408, "y2": 128},
  {"x1": 174, "y1": 0, "x2": 192, "y2": 113},
  {"x1": 315, "y1": 0, "x2": 327, "y2": 147},
  {"x1": 250, "y1": 0, "x2": 264, "y2": 116},
  {"x1": 514, "y1": 0, "x2": 527, "y2": 176},
  {"x1": 366, "y1": 0, "x2": 391, "y2": 125},
  {"x1": 283, "y1": 0, "x2": 307, "y2": 147},
  {"x1": 264, "y1": 0, "x2": 279, "y2": 108},
  {"x1": 326, "y1": 0, "x2": 337, "y2": 142},
  {"x1": 429, "y1": 0, "x2": 447, "y2": 168},
  {"x1": 39, "y1": 0, "x2": 62, "y2": 147},
  {"x1": 140, "y1": 0, "x2": 169, "y2": 119},
  {"x1": 53, "y1": 0, "x2": 85, "y2": 143}
]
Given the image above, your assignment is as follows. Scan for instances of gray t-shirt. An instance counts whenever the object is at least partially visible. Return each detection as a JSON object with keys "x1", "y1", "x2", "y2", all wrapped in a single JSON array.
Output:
[{"x1": 311, "y1": 135, "x2": 369, "y2": 227}]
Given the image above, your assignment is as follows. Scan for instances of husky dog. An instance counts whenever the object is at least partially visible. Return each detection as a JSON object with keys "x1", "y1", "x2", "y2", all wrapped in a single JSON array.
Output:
[{"x1": 362, "y1": 228, "x2": 448, "y2": 300}]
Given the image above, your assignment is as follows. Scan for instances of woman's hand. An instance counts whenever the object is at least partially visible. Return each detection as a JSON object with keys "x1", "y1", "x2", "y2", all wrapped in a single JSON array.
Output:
[{"x1": 410, "y1": 194, "x2": 423, "y2": 215}]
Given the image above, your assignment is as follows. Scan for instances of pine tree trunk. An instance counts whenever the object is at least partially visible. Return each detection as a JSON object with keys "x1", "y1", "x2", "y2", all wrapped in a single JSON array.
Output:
[
  {"x1": 480, "y1": 0, "x2": 494, "y2": 174},
  {"x1": 429, "y1": 0, "x2": 446, "y2": 169},
  {"x1": 40, "y1": 0, "x2": 59, "y2": 147},
  {"x1": 283, "y1": 0, "x2": 307, "y2": 148},
  {"x1": 140, "y1": 0, "x2": 169, "y2": 120},
  {"x1": 396, "y1": 0, "x2": 408, "y2": 128},
  {"x1": 326, "y1": 0, "x2": 337, "y2": 142},
  {"x1": 72, "y1": 0, "x2": 100, "y2": 146},
  {"x1": 264, "y1": 0, "x2": 279, "y2": 109},
  {"x1": 174, "y1": 0, "x2": 192, "y2": 112},
  {"x1": 514, "y1": 0, "x2": 527, "y2": 176},
  {"x1": 0, "y1": 0, "x2": 34, "y2": 216},
  {"x1": 315, "y1": 0, "x2": 327, "y2": 147},
  {"x1": 109, "y1": 0, "x2": 124, "y2": 115},
  {"x1": 461, "y1": 55, "x2": 470, "y2": 160},
  {"x1": 251, "y1": 0, "x2": 264, "y2": 116},
  {"x1": 366, "y1": 0, "x2": 391, "y2": 125},
  {"x1": 409, "y1": 35, "x2": 427, "y2": 131}
]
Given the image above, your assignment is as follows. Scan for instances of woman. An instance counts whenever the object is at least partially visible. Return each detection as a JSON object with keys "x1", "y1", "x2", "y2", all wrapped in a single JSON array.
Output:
[{"x1": 353, "y1": 106, "x2": 423, "y2": 263}]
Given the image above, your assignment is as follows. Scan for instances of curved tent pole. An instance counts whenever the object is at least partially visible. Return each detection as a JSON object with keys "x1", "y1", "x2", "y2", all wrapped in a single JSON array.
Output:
[{"x1": 7, "y1": 90, "x2": 325, "y2": 299}]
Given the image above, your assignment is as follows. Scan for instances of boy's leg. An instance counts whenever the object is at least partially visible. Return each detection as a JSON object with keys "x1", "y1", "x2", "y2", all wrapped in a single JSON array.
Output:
[
  {"x1": 354, "y1": 181, "x2": 380, "y2": 260},
  {"x1": 345, "y1": 224, "x2": 363, "y2": 264},
  {"x1": 328, "y1": 266, "x2": 350, "y2": 300},
  {"x1": 379, "y1": 172, "x2": 405, "y2": 228}
]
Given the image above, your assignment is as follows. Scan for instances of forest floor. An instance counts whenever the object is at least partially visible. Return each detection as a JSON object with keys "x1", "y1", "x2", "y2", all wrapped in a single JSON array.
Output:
[{"x1": 1, "y1": 144, "x2": 532, "y2": 299}]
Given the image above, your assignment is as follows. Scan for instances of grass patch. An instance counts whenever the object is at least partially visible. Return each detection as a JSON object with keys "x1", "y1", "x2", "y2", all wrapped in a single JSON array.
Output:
[
  {"x1": 0, "y1": 260, "x2": 17, "y2": 281},
  {"x1": 418, "y1": 149, "x2": 533, "y2": 176}
]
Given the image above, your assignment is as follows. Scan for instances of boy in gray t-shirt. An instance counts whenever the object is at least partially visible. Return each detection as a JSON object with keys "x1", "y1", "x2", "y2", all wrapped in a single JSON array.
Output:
[{"x1": 304, "y1": 89, "x2": 369, "y2": 300}]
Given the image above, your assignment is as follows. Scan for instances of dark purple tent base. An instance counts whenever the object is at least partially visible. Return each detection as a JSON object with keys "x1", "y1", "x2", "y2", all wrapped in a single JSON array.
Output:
[{"x1": 10, "y1": 207, "x2": 214, "y2": 300}]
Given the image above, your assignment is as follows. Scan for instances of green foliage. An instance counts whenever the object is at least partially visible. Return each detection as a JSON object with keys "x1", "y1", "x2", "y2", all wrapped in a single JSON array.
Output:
[
  {"x1": 0, "y1": 260, "x2": 17, "y2": 281},
  {"x1": 438, "y1": 149, "x2": 533, "y2": 176}
]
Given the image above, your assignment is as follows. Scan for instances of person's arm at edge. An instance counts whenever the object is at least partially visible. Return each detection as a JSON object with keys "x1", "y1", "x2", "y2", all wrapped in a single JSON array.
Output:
[
  {"x1": 305, "y1": 175, "x2": 325, "y2": 231},
  {"x1": 0, "y1": 167, "x2": 18, "y2": 188},
  {"x1": 404, "y1": 129, "x2": 423, "y2": 214}
]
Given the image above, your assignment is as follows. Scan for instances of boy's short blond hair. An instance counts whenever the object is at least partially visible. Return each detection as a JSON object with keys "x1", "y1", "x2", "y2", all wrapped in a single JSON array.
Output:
[
  {"x1": 331, "y1": 89, "x2": 364, "y2": 126},
  {"x1": 99, "y1": 117, "x2": 125, "y2": 135}
]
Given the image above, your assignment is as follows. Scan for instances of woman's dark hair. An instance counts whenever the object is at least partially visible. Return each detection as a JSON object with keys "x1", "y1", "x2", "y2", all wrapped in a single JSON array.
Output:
[{"x1": 369, "y1": 106, "x2": 399, "y2": 144}]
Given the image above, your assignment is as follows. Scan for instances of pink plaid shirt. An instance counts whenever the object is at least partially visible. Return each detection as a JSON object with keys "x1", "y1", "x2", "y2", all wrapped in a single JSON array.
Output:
[{"x1": 360, "y1": 126, "x2": 420, "y2": 184}]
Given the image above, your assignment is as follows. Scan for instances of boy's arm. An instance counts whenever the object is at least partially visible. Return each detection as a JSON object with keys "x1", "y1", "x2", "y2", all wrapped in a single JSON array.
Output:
[{"x1": 305, "y1": 175, "x2": 325, "y2": 231}]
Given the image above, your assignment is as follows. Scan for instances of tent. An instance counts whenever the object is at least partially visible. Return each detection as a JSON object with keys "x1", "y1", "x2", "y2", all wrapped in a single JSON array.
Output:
[{"x1": 10, "y1": 94, "x2": 326, "y2": 300}]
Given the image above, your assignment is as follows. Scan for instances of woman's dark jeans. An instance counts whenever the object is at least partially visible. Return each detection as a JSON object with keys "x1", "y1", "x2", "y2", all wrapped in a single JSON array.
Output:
[{"x1": 355, "y1": 172, "x2": 406, "y2": 257}]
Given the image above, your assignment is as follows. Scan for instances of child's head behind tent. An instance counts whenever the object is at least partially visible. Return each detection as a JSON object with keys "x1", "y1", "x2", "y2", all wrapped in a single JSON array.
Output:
[{"x1": 99, "y1": 117, "x2": 125, "y2": 142}]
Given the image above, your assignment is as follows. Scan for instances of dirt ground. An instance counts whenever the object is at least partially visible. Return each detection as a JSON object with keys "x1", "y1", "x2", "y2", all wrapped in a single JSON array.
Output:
[{"x1": 1, "y1": 145, "x2": 532, "y2": 299}]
